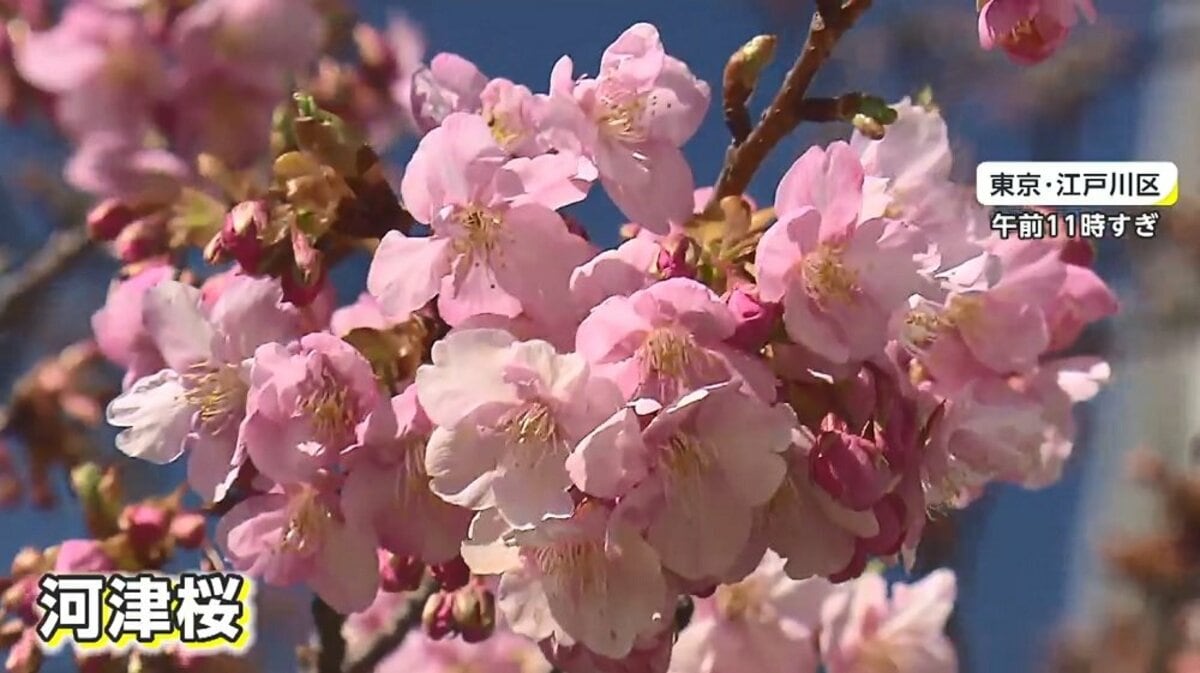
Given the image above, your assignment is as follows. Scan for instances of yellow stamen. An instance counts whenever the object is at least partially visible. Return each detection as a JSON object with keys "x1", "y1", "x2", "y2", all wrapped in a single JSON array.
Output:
[
  {"x1": 454, "y1": 206, "x2": 504, "y2": 256},
  {"x1": 802, "y1": 245, "x2": 859, "y2": 303},
  {"x1": 533, "y1": 541, "x2": 607, "y2": 599},
  {"x1": 640, "y1": 328, "x2": 696, "y2": 378},
  {"x1": 279, "y1": 487, "x2": 334, "y2": 555},
  {"x1": 183, "y1": 363, "x2": 247, "y2": 431},
  {"x1": 301, "y1": 370, "x2": 357, "y2": 445},
  {"x1": 485, "y1": 110, "x2": 521, "y2": 149},
  {"x1": 660, "y1": 434, "x2": 712, "y2": 480},
  {"x1": 714, "y1": 576, "x2": 769, "y2": 622}
]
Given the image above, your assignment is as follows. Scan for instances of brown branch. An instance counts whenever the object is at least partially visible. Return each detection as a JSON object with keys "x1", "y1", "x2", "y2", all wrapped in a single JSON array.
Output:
[
  {"x1": 723, "y1": 35, "x2": 778, "y2": 146},
  {"x1": 312, "y1": 597, "x2": 348, "y2": 673},
  {"x1": 796, "y1": 93, "x2": 867, "y2": 122},
  {"x1": 0, "y1": 225, "x2": 93, "y2": 328},
  {"x1": 708, "y1": 0, "x2": 874, "y2": 208},
  {"x1": 344, "y1": 577, "x2": 439, "y2": 673}
]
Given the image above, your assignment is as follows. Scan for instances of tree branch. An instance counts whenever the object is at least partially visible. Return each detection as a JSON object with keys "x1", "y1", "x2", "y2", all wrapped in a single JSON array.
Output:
[
  {"x1": 708, "y1": 0, "x2": 874, "y2": 208},
  {"x1": 0, "y1": 225, "x2": 93, "y2": 328},
  {"x1": 344, "y1": 578, "x2": 438, "y2": 673},
  {"x1": 312, "y1": 597, "x2": 348, "y2": 673}
]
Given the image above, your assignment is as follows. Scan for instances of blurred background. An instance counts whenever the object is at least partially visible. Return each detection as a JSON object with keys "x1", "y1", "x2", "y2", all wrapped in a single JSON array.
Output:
[{"x1": 0, "y1": 0, "x2": 1193, "y2": 672}]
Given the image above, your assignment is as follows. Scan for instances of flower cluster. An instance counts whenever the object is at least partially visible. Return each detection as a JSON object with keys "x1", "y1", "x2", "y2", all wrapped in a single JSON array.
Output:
[
  {"x1": 79, "y1": 14, "x2": 1113, "y2": 673},
  {"x1": 15, "y1": 0, "x2": 325, "y2": 200}
]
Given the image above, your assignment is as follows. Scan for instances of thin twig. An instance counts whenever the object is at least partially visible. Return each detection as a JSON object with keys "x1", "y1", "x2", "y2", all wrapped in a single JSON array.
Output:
[
  {"x1": 312, "y1": 597, "x2": 348, "y2": 673},
  {"x1": 0, "y1": 225, "x2": 93, "y2": 328},
  {"x1": 708, "y1": 0, "x2": 874, "y2": 208},
  {"x1": 344, "y1": 578, "x2": 439, "y2": 673}
]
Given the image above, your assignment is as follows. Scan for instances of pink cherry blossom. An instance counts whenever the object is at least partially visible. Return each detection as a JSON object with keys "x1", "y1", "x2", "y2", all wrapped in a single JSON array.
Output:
[
  {"x1": 754, "y1": 429, "x2": 881, "y2": 581},
  {"x1": 240, "y1": 331, "x2": 383, "y2": 486},
  {"x1": 545, "y1": 23, "x2": 710, "y2": 234},
  {"x1": 543, "y1": 628, "x2": 673, "y2": 673},
  {"x1": 820, "y1": 570, "x2": 958, "y2": 673},
  {"x1": 15, "y1": 2, "x2": 166, "y2": 138},
  {"x1": 575, "y1": 278, "x2": 776, "y2": 404},
  {"x1": 91, "y1": 262, "x2": 175, "y2": 389},
  {"x1": 65, "y1": 132, "x2": 189, "y2": 201},
  {"x1": 106, "y1": 277, "x2": 301, "y2": 502},
  {"x1": 377, "y1": 627, "x2": 550, "y2": 673},
  {"x1": 481, "y1": 77, "x2": 547, "y2": 157},
  {"x1": 460, "y1": 503, "x2": 671, "y2": 660},
  {"x1": 757, "y1": 146, "x2": 926, "y2": 365},
  {"x1": 329, "y1": 293, "x2": 393, "y2": 336},
  {"x1": 568, "y1": 383, "x2": 793, "y2": 580},
  {"x1": 170, "y1": 0, "x2": 323, "y2": 85},
  {"x1": 569, "y1": 236, "x2": 663, "y2": 313},
  {"x1": 1045, "y1": 260, "x2": 1119, "y2": 352},
  {"x1": 979, "y1": 0, "x2": 1097, "y2": 65},
  {"x1": 851, "y1": 99, "x2": 989, "y2": 270},
  {"x1": 670, "y1": 551, "x2": 834, "y2": 673},
  {"x1": 368, "y1": 112, "x2": 592, "y2": 333},
  {"x1": 217, "y1": 480, "x2": 379, "y2": 614},
  {"x1": 341, "y1": 386, "x2": 472, "y2": 563},
  {"x1": 416, "y1": 328, "x2": 623, "y2": 528},
  {"x1": 409, "y1": 53, "x2": 488, "y2": 133},
  {"x1": 899, "y1": 239, "x2": 1065, "y2": 392},
  {"x1": 923, "y1": 356, "x2": 1109, "y2": 503}
]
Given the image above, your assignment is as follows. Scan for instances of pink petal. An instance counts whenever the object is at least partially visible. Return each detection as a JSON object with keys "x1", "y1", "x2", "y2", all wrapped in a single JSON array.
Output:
[{"x1": 367, "y1": 232, "x2": 454, "y2": 321}]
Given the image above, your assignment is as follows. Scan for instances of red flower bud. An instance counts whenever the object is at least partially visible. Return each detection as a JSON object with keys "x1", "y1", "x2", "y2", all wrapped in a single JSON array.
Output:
[
  {"x1": 430, "y1": 555, "x2": 471, "y2": 592},
  {"x1": 86, "y1": 199, "x2": 137, "y2": 241}
]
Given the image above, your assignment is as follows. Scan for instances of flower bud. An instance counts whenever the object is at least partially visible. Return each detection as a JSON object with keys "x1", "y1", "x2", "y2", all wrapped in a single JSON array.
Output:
[
  {"x1": 53, "y1": 540, "x2": 115, "y2": 573},
  {"x1": 857, "y1": 493, "x2": 907, "y2": 556},
  {"x1": 380, "y1": 554, "x2": 425, "y2": 593},
  {"x1": 86, "y1": 199, "x2": 137, "y2": 241},
  {"x1": 120, "y1": 504, "x2": 172, "y2": 553},
  {"x1": 656, "y1": 239, "x2": 695, "y2": 280},
  {"x1": 9, "y1": 548, "x2": 43, "y2": 578},
  {"x1": 725, "y1": 285, "x2": 780, "y2": 352},
  {"x1": 421, "y1": 591, "x2": 454, "y2": 641},
  {"x1": 430, "y1": 555, "x2": 470, "y2": 592},
  {"x1": 810, "y1": 417, "x2": 893, "y2": 512},
  {"x1": 282, "y1": 263, "x2": 328, "y2": 307},
  {"x1": 115, "y1": 217, "x2": 169, "y2": 264},
  {"x1": 169, "y1": 512, "x2": 207, "y2": 549},
  {"x1": 451, "y1": 585, "x2": 495, "y2": 643},
  {"x1": 216, "y1": 201, "x2": 270, "y2": 273},
  {"x1": 827, "y1": 547, "x2": 868, "y2": 584}
]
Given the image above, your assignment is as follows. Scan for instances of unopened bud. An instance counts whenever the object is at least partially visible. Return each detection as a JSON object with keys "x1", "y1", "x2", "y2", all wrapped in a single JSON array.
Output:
[
  {"x1": 169, "y1": 512, "x2": 207, "y2": 549},
  {"x1": 217, "y1": 201, "x2": 270, "y2": 273},
  {"x1": 281, "y1": 263, "x2": 328, "y2": 307},
  {"x1": 451, "y1": 585, "x2": 495, "y2": 643},
  {"x1": 10, "y1": 547, "x2": 43, "y2": 577},
  {"x1": 656, "y1": 239, "x2": 695, "y2": 280},
  {"x1": 851, "y1": 113, "x2": 886, "y2": 141},
  {"x1": 421, "y1": 591, "x2": 454, "y2": 640},
  {"x1": 120, "y1": 503, "x2": 171, "y2": 553},
  {"x1": 726, "y1": 285, "x2": 780, "y2": 352},
  {"x1": 430, "y1": 555, "x2": 471, "y2": 592},
  {"x1": 381, "y1": 554, "x2": 425, "y2": 593},
  {"x1": 86, "y1": 199, "x2": 137, "y2": 241},
  {"x1": 114, "y1": 218, "x2": 168, "y2": 264}
]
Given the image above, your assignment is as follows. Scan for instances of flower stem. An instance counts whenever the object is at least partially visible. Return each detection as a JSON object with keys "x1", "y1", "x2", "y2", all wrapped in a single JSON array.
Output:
[{"x1": 708, "y1": 0, "x2": 874, "y2": 209}]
